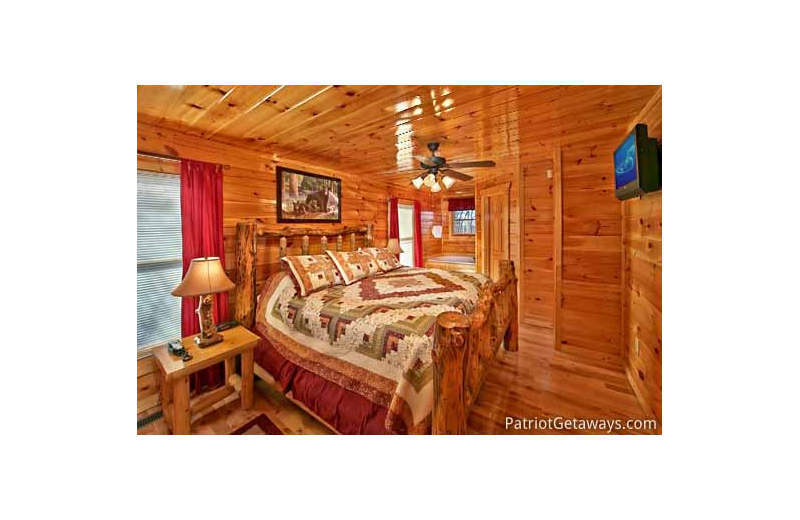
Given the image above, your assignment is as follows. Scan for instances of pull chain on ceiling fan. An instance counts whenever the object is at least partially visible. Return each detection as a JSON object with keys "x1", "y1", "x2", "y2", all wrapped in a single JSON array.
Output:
[{"x1": 408, "y1": 142, "x2": 496, "y2": 192}]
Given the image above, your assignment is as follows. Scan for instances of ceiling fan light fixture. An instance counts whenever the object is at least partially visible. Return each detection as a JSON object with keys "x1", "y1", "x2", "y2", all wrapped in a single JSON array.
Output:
[
  {"x1": 423, "y1": 173, "x2": 436, "y2": 187},
  {"x1": 430, "y1": 181, "x2": 442, "y2": 193},
  {"x1": 442, "y1": 175, "x2": 456, "y2": 189},
  {"x1": 412, "y1": 176, "x2": 424, "y2": 189}
]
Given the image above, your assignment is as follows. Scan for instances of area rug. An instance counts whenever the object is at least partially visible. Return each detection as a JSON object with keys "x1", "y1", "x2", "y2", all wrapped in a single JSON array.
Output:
[{"x1": 230, "y1": 413, "x2": 284, "y2": 435}]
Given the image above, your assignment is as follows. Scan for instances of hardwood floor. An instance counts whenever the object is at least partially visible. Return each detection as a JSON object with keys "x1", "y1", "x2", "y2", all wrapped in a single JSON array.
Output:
[
  {"x1": 467, "y1": 325, "x2": 654, "y2": 434},
  {"x1": 138, "y1": 323, "x2": 654, "y2": 435}
]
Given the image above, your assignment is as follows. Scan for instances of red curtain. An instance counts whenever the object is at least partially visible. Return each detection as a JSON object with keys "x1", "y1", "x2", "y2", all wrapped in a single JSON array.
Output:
[
  {"x1": 413, "y1": 200, "x2": 423, "y2": 267},
  {"x1": 180, "y1": 159, "x2": 229, "y2": 392},
  {"x1": 388, "y1": 197, "x2": 399, "y2": 240},
  {"x1": 447, "y1": 197, "x2": 476, "y2": 211}
]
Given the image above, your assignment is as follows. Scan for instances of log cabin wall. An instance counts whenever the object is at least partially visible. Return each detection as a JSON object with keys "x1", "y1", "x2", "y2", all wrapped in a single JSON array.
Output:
[
  {"x1": 385, "y1": 185, "x2": 442, "y2": 261},
  {"x1": 471, "y1": 86, "x2": 659, "y2": 372},
  {"x1": 137, "y1": 122, "x2": 390, "y2": 301},
  {"x1": 440, "y1": 197, "x2": 477, "y2": 257},
  {"x1": 138, "y1": 121, "x2": 389, "y2": 414},
  {"x1": 621, "y1": 88, "x2": 662, "y2": 422}
]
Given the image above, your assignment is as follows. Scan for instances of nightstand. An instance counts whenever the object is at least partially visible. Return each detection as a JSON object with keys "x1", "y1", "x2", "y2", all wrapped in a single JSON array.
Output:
[{"x1": 152, "y1": 326, "x2": 259, "y2": 435}]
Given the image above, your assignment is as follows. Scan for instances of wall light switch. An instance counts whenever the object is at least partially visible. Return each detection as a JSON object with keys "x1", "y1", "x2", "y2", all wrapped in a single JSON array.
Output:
[
  {"x1": 635, "y1": 337, "x2": 641, "y2": 357},
  {"x1": 546, "y1": 168, "x2": 553, "y2": 179}
]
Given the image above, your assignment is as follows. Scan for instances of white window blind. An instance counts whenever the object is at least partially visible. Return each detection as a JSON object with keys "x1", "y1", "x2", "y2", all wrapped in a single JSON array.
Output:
[{"x1": 137, "y1": 170, "x2": 183, "y2": 350}]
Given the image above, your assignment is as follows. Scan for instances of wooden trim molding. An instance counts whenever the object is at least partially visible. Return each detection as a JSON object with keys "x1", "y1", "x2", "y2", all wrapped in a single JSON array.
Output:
[{"x1": 552, "y1": 145, "x2": 563, "y2": 350}]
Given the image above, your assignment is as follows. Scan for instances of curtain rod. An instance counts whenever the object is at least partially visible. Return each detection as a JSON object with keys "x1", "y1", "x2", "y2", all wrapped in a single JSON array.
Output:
[{"x1": 136, "y1": 150, "x2": 230, "y2": 170}]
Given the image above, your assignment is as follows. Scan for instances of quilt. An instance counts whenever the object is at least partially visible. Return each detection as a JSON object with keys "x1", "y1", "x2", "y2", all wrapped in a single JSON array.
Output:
[{"x1": 255, "y1": 267, "x2": 490, "y2": 433}]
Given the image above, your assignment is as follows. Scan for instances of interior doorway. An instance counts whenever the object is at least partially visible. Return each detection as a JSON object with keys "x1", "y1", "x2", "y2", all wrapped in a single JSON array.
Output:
[
  {"x1": 398, "y1": 203, "x2": 414, "y2": 267},
  {"x1": 479, "y1": 182, "x2": 510, "y2": 280}
]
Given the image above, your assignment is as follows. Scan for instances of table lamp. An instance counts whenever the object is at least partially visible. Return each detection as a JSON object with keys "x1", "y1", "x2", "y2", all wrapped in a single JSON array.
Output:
[
  {"x1": 387, "y1": 238, "x2": 404, "y2": 258},
  {"x1": 172, "y1": 257, "x2": 235, "y2": 348}
]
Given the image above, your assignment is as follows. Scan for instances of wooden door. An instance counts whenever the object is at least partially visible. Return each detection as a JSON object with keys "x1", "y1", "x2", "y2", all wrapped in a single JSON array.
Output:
[{"x1": 480, "y1": 182, "x2": 510, "y2": 280}]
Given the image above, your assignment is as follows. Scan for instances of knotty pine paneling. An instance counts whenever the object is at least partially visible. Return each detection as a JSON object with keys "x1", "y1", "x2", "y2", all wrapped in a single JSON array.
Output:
[
  {"x1": 558, "y1": 132, "x2": 626, "y2": 370},
  {"x1": 137, "y1": 122, "x2": 389, "y2": 302},
  {"x1": 440, "y1": 197, "x2": 476, "y2": 257},
  {"x1": 621, "y1": 88, "x2": 662, "y2": 422},
  {"x1": 520, "y1": 160, "x2": 555, "y2": 332},
  {"x1": 137, "y1": 356, "x2": 160, "y2": 415},
  {"x1": 386, "y1": 185, "x2": 442, "y2": 262}
]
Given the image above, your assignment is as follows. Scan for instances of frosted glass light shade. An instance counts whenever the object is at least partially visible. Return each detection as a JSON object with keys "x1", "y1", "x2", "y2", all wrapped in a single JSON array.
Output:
[
  {"x1": 442, "y1": 175, "x2": 456, "y2": 189},
  {"x1": 423, "y1": 173, "x2": 436, "y2": 187},
  {"x1": 432, "y1": 225, "x2": 443, "y2": 238},
  {"x1": 431, "y1": 181, "x2": 441, "y2": 193},
  {"x1": 412, "y1": 176, "x2": 424, "y2": 189}
]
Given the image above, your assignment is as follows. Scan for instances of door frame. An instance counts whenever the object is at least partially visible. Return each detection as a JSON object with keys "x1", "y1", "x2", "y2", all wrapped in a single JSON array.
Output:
[{"x1": 479, "y1": 181, "x2": 511, "y2": 276}]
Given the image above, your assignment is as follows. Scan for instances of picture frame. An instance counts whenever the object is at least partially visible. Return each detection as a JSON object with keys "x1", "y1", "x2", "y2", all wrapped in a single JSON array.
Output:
[{"x1": 276, "y1": 166, "x2": 342, "y2": 223}]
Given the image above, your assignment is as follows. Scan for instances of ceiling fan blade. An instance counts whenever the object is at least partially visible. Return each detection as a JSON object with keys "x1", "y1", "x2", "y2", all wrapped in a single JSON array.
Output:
[
  {"x1": 441, "y1": 169, "x2": 473, "y2": 181},
  {"x1": 415, "y1": 155, "x2": 435, "y2": 166},
  {"x1": 445, "y1": 160, "x2": 496, "y2": 168}
]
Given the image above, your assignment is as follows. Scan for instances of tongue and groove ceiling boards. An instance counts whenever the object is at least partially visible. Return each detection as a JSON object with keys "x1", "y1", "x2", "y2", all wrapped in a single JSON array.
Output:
[{"x1": 137, "y1": 85, "x2": 658, "y2": 190}]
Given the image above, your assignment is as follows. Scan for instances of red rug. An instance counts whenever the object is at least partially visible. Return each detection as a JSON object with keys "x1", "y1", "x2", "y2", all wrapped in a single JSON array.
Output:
[{"x1": 230, "y1": 413, "x2": 284, "y2": 435}]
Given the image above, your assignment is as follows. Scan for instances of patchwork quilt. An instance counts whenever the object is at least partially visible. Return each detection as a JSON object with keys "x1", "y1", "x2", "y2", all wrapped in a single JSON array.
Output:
[{"x1": 255, "y1": 267, "x2": 490, "y2": 433}]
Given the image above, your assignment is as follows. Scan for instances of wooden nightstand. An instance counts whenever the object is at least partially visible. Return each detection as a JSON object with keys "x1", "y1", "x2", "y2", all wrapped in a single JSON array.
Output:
[{"x1": 152, "y1": 326, "x2": 259, "y2": 435}]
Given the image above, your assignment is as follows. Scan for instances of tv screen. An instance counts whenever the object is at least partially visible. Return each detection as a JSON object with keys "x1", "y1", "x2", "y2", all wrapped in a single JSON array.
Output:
[{"x1": 614, "y1": 131, "x2": 638, "y2": 189}]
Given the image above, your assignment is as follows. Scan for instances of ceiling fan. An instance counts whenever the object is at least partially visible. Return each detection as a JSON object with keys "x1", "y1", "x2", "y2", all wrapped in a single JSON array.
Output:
[{"x1": 409, "y1": 142, "x2": 496, "y2": 192}]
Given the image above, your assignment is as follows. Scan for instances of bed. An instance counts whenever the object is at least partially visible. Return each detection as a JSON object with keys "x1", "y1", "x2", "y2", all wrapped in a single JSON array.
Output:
[{"x1": 232, "y1": 221, "x2": 518, "y2": 434}]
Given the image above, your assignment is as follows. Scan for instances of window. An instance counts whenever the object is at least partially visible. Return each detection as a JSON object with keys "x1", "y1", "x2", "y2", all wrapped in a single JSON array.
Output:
[
  {"x1": 398, "y1": 204, "x2": 414, "y2": 267},
  {"x1": 137, "y1": 170, "x2": 183, "y2": 351},
  {"x1": 451, "y1": 209, "x2": 476, "y2": 235}
]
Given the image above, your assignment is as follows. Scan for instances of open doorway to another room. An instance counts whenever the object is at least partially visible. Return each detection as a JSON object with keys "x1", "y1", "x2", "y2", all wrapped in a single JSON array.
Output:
[{"x1": 398, "y1": 203, "x2": 414, "y2": 266}]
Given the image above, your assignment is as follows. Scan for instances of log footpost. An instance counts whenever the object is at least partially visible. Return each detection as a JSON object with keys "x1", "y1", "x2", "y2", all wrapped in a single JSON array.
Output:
[
  {"x1": 432, "y1": 312, "x2": 470, "y2": 435},
  {"x1": 234, "y1": 221, "x2": 257, "y2": 329},
  {"x1": 501, "y1": 260, "x2": 519, "y2": 352}
]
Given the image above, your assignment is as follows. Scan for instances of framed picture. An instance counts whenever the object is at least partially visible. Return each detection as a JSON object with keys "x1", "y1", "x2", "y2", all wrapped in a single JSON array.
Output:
[{"x1": 276, "y1": 166, "x2": 342, "y2": 223}]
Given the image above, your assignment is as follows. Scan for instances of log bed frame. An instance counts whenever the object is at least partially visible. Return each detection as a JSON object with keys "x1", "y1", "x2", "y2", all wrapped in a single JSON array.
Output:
[{"x1": 232, "y1": 220, "x2": 518, "y2": 434}]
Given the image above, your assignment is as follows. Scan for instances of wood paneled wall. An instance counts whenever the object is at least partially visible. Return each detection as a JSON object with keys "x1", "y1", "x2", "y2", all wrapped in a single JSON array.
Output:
[
  {"x1": 440, "y1": 198, "x2": 476, "y2": 257},
  {"x1": 137, "y1": 122, "x2": 389, "y2": 299},
  {"x1": 137, "y1": 356, "x2": 160, "y2": 415},
  {"x1": 474, "y1": 86, "x2": 658, "y2": 374},
  {"x1": 520, "y1": 159, "x2": 555, "y2": 332},
  {"x1": 621, "y1": 88, "x2": 662, "y2": 422},
  {"x1": 386, "y1": 185, "x2": 442, "y2": 262},
  {"x1": 558, "y1": 132, "x2": 626, "y2": 370}
]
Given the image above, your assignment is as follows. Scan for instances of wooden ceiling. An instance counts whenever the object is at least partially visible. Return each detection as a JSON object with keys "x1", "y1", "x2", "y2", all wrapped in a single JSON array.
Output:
[{"x1": 137, "y1": 85, "x2": 659, "y2": 188}]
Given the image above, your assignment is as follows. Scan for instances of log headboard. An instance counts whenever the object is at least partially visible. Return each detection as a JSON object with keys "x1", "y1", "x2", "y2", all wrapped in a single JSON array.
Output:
[{"x1": 232, "y1": 221, "x2": 374, "y2": 328}]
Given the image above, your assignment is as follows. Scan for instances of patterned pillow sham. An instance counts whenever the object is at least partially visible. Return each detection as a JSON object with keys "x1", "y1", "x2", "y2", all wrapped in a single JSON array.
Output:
[
  {"x1": 281, "y1": 254, "x2": 343, "y2": 297},
  {"x1": 325, "y1": 250, "x2": 380, "y2": 285},
  {"x1": 362, "y1": 247, "x2": 402, "y2": 273}
]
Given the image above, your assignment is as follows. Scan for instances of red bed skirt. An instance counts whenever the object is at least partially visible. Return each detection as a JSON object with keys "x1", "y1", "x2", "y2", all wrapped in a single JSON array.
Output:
[{"x1": 253, "y1": 334, "x2": 391, "y2": 435}]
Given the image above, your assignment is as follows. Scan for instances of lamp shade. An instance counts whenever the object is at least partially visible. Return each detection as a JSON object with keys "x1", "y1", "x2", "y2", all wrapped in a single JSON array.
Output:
[
  {"x1": 171, "y1": 257, "x2": 235, "y2": 297},
  {"x1": 386, "y1": 238, "x2": 404, "y2": 254},
  {"x1": 423, "y1": 173, "x2": 436, "y2": 187},
  {"x1": 441, "y1": 175, "x2": 456, "y2": 189},
  {"x1": 432, "y1": 225, "x2": 443, "y2": 238},
  {"x1": 430, "y1": 180, "x2": 441, "y2": 193},
  {"x1": 412, "y1": 176, "x2": 424, "y2": 189}
]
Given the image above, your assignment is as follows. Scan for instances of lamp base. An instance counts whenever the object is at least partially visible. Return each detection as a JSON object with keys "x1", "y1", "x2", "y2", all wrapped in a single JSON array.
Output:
[{"x1": 194, "y1": 332, "x2": 223, "y2": 348}]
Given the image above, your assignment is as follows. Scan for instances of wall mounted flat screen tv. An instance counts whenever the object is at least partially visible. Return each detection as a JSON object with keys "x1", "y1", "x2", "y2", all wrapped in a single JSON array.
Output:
[{"x1": 614, "y1": 123, "x2": 661, "y2": 200}]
